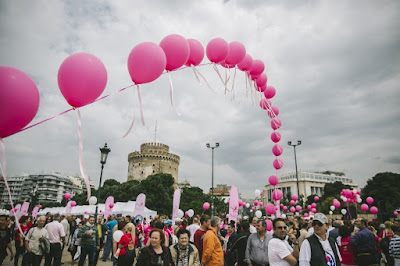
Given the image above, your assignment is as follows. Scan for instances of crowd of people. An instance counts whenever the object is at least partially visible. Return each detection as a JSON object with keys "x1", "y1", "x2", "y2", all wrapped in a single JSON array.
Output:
[{"x1": 0, "y1": 211, "x2": 399, "y2": 266}]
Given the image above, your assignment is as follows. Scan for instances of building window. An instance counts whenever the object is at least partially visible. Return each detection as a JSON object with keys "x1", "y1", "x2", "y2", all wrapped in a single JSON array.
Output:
[
  {"x1": 153, "y1": 164, "x2": 155, "y2": 166},
  {"x1": 152, "y1": 170, "x2": 155, "y2": 173},
  {"x1": 141, "y1": 171, "x2": 144, "y2": 174}
]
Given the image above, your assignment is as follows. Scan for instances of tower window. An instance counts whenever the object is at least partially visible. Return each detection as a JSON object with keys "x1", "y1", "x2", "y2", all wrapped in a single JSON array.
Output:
[
  {"x1": 153, "y1": 170, "x2": 155, "y2": 173},
  {"x1": 141, "y1": 171, "x2": 144, "y2": 174}
]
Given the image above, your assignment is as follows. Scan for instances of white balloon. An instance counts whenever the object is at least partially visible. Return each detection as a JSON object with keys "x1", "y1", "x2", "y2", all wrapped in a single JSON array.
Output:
[
  {"x1": 89, "y1": 196, "x2": 97, "y2": 205},
  {"x1": 254, "y1": 190, "x2": 261, "y2": 197},
  {"x1": 330, "y1": 206, "x2": 335, "y2": 211},
  {"x1": 281, "y1": 214, "x2": 286, "y2": 219},
  {"x1": 177, "y1": 209, "x2": 184, "y2": 218},
  {"x1": 271, "y1": 214, "x2": 276, "y2": 220},
  {"x1": 113, "y1": 230, "x2": 124, "y2": 242},
  {"x1": 224, "y1": 198, "x2": 229, "y2": 204},
  {"x1": 342, "y1": 198, "x2": 348, "y2": 202},
  {"x1": 341, "y1": 209, "x2": 347, "y2": 215},
  {"x1": 255, "y1": 210, "x2": 262, "y2": 218},
  {"x1": 329, "y1": 211, "x2": 333, "y2": 215},
  {"x1": 188, "y1": 209, "x2": 194, "y2": 218},
  {"x1": 246, "y1": 203, "x2": 250, "y2": 208},
  {"x1": 237, "y1": 215, "x2": 242, "y2": 220},
  {"x1": 357, "y1": 198, "x2": 362, "y2": 203}
]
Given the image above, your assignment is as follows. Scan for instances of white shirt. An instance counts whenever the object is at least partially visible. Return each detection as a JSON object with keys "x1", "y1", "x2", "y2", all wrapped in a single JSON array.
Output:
[
  {"x1": 45, "y1": 221, "x2": 65, "y2": 244},
  {"x1": 268, "y1": 238, "x2": 293, "y2": 266},
  {"x1": 299, "y1": 234, "x2": 342, "y2": 266},
  {"x1": 26, "y1": 227, "x2": 49, "y2": 255},
  {"x1": 186, "y1": 223, "x2": 200, "y2": 242},
  {"x1": 61, "y1": 219, "x2": 70, "y2": 237}
]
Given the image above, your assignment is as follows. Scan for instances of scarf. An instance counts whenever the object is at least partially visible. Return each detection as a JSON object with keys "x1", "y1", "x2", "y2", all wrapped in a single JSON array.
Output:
[{"x1": 177, "y1": 244, "x2": 189, "y2": 266}]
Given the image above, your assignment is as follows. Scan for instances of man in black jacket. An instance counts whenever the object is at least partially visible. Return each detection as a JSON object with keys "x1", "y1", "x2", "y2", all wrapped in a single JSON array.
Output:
[{"x1": 227, "y1": 221, "x2": 251, "y2": 266}]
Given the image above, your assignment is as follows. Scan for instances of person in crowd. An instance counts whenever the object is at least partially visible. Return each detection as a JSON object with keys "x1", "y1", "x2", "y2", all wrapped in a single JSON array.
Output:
[
  {"x1": 249, "y1": 217, "x2": 258, "y2": 234},
  {"x1": 186, "y1": 217, "x2": 200, "y2": 243},
  {"x1": 329, "y1": 220, "x2": 343, "y2": 241},
  {"x1": 94, "y1": 215, "x2": 107, "y2": 265},
  {"x1": 24, "y1": 216, "x2": 49, "y2": 266},
  {"x1": 194, "y1": 214, "x2": 210, "y2": 262},
  {"x1": 0, "y1": 214, "x2": 14, "y2": 265},
  {"x1": 389, "y1": 223, "x2": 400, "y2": 266},
  {"x1": 224, "y1": 221, "x2": 238, "y2": 265},
  {"x1": 144, "y1": 219, "x2": 156, "y2": 246},
  {"x1": 380, "y1": 221, "x2": 395, "y2": 266},
  {"x1": 268, "y1": 218, "x2": 299, "y2": 266},
  {"x1": 45, "y1": 212, "x2": 52, "y2": 225},
  {"x1": 44, "y1": 213, "x2": 66, "y2": 266},
  {"x1": 77, "y1": 216, "x2": 99, "y2": 266},
  {"x1": 298, "y1": 221, "x2": 310, "y2": 249},
  {"x1": 350, "y1": 217, "x2": 379, "y2": 265},
  {"x1": 102, "y1": 215, "x2": 117, "y2": 262},
  {"x1": 170, "y1": 228, "x2": 200, "y2": 265},
  {"x1": 117, "y1": 222, "x2": 136, "y2": 266},
  {"x1": 69, "y1": 221, "x2": 83, "y2": 264},
  {"x1": 245, "y1": 219, "x2": 273, "y2": 266},
  {"x1": 202, "y1": 216, "x2": 224, "y2": 265},
  {"x1": 299, "y1": 213, "x2": 342, "y2": 266},
  {"x1": 136, "y1": 228, "x2": 174, "y2": 265},
  {"x1": 69, "y1": 215, "x2": 77, "y2": 245},
  {"x1": 338, "y1": 225, "x2": 356, "y2": 266},
  {"x1": 226, "y1": 221, "x2": 251, "y2": 266},
  {"x1": 60, "y1": 214, "x2": 70, "y2": 249},
  {"x1": 14, "y1": 215, "x2": 31, "y2": 266}
]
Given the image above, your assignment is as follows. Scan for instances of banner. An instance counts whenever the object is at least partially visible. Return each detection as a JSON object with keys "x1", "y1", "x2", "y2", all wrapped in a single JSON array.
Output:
[
  {"x1": 20, "y1": 202, "x2": 30, "y2": 216},
  {"x1": 228, "y1": 185, "x2": 239, "y2": 224},
  {"x1": 133, "y1": 193, "x2": 146, "y2": 218},
  {"x1": 171, "y1": 189, "x2": 181, "y2": 225},
  {"x1": 104, "y1": 196, "x2": 114, "y2": 220},
  {"x1": 32, "y1": 206, "x2": 40, "y2": 219}
]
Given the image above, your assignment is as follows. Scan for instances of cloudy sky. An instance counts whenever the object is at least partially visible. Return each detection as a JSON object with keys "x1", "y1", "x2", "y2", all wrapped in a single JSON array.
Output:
[{"x1": 1, "y1": 0, "x2": 399, "y2": 199}]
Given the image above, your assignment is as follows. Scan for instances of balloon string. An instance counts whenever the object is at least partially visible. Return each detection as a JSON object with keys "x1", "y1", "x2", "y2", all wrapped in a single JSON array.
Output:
[
  {"x1": 212, "y1": 64, "x2": 229, "y2": 93},
  {"x1": 76, "y1": 110, "x2": 91, "y2": 201},
  {"x1": 192, "y1": 66, "x2": 215, "y2": 93},
  {"x1": 191, "y1": 65, "x2": 201, "y2": 83},
  {"x1": 122, "y1": 86, "x2": 136, "y2": 138},
  {"x1": 231, "y1": 67, "x2": 237, "y2": 100},
  {"x1": 136, "y1": 85, "x2": 145, "y2": 126},
  {"x1": 0, "y1": 138, "x2": 24, "y2": 237},
  {"x1": 167, "y1": 72, "x2": 181, "y2": 116}
]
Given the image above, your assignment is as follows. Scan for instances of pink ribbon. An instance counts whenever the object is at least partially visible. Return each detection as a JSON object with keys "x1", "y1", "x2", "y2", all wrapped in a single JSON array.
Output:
[
  {"x1": 167, "y1": 71, "x2": 181, "y2": 116},
  {"x1": 76, "y1": 110, "x2": 91, "y2": 201},
  {"x1": 191, "y1": 66, "x2": 215, "y2": 93},
  {"x1": 136, "y1": 85, "x2": 145, "y2": 126},
  {"x1": 122, "y1": 86, "x2": 136, "y2": 138}
]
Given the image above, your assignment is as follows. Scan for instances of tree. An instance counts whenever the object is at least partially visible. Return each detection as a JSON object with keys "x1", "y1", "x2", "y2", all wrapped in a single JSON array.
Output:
[
  {"x1": 321, "y1": 181, "x2": 351, "y2": 202},
  {"x1": 361, "y1": 172, "x2": 400, "y2": 222},
  {"x1": 103, "y1": 179, "x2": 120, "y2": 187}
]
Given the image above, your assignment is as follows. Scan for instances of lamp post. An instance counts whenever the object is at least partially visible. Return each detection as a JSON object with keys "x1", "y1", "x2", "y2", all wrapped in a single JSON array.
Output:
[
  {"x1": 95, "y1": 143, "x2": 111, "y2": 221},
  {"x1": 206, "y1": 142, "x2": 219, "y2": 218},
  {"x1": 288, "y1": 140, "x2": 301, "y2": 198}
]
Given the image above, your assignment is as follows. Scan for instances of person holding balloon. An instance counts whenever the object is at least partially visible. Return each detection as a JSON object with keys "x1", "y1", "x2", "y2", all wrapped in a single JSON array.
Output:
[{"x1": 117, "y1": 222, "x2": 136, "y2": 265}]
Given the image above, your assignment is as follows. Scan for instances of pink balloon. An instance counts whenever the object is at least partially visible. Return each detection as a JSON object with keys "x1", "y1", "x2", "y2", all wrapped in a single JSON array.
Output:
[
  {"x1": 225, "y1": 41, "x2": 246, "y2": 65},
  {"x1": 296, "y1": 205, "x2": 302, "y2": 212},
  {"x1": 249, "y1": 59, "x2": 265, "y2": 76},
  {"x1": 311, "y1": 208, "x2": 317, "y2": 213},
  {"x1": 99, "y1": 210, "x2": 103, "y2": 213},
  {"x1": 307, "y1": 205, "x2": 312, "y2": 210},
  {"x1": 292, "y1": 195, "x2": 298, "y2": 201},
  {"x1": 256, "y1": 73, "x2": 268, "y2": 87},
  {"x1": 268, "y1": 175, "x2": 279, "y2": 186},
  {"x1": 314, "y1": 196, "x2": 319, "y2": 202},
  {"x1": 159, "y1": 34, "x2": 190, "y2": 71},
  {"x1": 58, "y1": 53, "x2": 107, "y2": 108},
  {"x1": 304, "y1": 213, "x2": 309, "y2": 217},
  {"x1": 271, "y1": 117, "x2": 282, "y2": 130},
  {"x1": 271, "y1": 131, "x2": 281, "y2": 143},
  {"x1": 219, "y1": 61, "x2": 235, "y2": 69},
  {"x1": 0, "y1": 67, "x2": 40, "y2": 138},
  {"x1": 272, "y1": 144, "x2": 283, "y2": 156},
  {"x1": 251, "y1": 74, "x2": 260, "y2": 81},
  {"x1": 84, "y1": 211, "x2": 88, "y2": 214},
  {"x1": 127, "y1": 42, "x2": 166, "y2": 84},
  {"x1": 38, "y1": 205, "x2": 42, "y2": 209},
  {"x1": 394, "y1": 211, "x2": 398, "y2": 216},
  {"x1": 185, "y1": 211, "x2": 188, "y2": 216},
  {"x1": 290, "y1": 200, "x2": 295, "y2": 206},
  {"x1": 366, "y1": 197, "x2": 374, "y2": 205},
  {"x1": 333, "y1": 200, "x2": 341, "y2": 209},
  {"x1": 283, "y1": 206, "x2": 288, "y2": 211},
  {"x1": 361, "y1": 204, "x2": 369, "y2": 212},
  {"x1": 265, "y1": 203, "x2": 275, "y2": 215},
  {"x1": 264, "y1": 86, "x2": 276, "y2": 99},
  {"x1": 254, "y1": 200, "x2": 258, "y2": 206},
  {"x1": 311, "y1": 203, "x2": 316, "y2": 208},
  {"x1": 280, "y1": 203, "x2": 284, "y2": 208},
  {"x1": 370, "y1": 206, "x2": 378, "y2": 214},
  {"x1": 266, "y1": 220, "x2": 273, "y2": 231},
  {"x1": 185, "y1": 39, "x2": 204, "y2": 66},
  {"x1": 70, "y1": 201, "x2": 76, "y2": 207},
  {"x1": 272, "y1": 189, "x2": 283, "y2": 201},
  {"x1": 203, "y1": 202, "x2": 210, "y2": 210},
  {"x1": 206, "y1": 38, "x2": 229, "y2": 63},
  {"x1": 267, "y1": 106, "x2": 279, "y2": 118},
  {"x1": 273, "y1": 158, "x2": 284, "y2": 170},
  {"x1": 259, "y1": 202, "x2": 263, "y2": 207},
  {"x1": 290, "y1": 207, "x2": 296, "y2": 213},
  {"x1": 237, "y1": 54, "x2": 253, "y2": 71},
  {"x1": 64, "y1": 193, "x2": 71, "y2": 200},
  {"x1": 251, "y1": 207, "x2": 255, "y2": 211},
  {"x1": 260, "y1": 98, "x2": 271, "y2": 110},
  {"x1": 256, "y1": 84, "x2": 267, "y2": 92},
  {"x1": 109, "y1": 203, "x2": 114, "y2": 209}
]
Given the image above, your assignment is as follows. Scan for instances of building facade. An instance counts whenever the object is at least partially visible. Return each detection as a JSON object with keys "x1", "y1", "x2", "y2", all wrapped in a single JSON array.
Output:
[
  {"x1": 262, "y1": 171, "x2": 358, "y2": 203},
  {"x1": 127, "y1": 142, "x2": 180, "y2": 183},
  {"x1": 0, "y1": 173, "x2": 83, "y2": 208}
]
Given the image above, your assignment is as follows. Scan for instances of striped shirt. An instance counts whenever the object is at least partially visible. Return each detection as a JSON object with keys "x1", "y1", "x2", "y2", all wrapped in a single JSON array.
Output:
[{"x1": 389, "y1": 235, "x2": 400, "y2": 259}]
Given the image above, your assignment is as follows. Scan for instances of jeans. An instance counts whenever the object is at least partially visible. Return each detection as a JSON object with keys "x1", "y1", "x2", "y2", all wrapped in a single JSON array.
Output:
[
  {"x1": 23, "y1": 252, "x2": 43, "y2": 266},
  {"x1": 79, "y1": 245, "x2": 96, "y2": 266},
  {"x1": 102, "y1": 234, "x2": 113, "y2": 260},
  {"x1": 45, "y1": 243, "x2": 62, "y2": 266}
]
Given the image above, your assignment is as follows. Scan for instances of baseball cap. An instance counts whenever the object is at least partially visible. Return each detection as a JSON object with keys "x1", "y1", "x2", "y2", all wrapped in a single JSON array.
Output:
[
  {"x1": 164, "y1": 219, "x2": 172, "y2": 226},
  {"x1": 313, "y1": 213, "x2": 328, "y2": 225}
]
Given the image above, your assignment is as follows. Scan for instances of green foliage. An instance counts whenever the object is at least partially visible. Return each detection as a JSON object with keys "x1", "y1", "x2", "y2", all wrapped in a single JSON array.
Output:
[
  {"x1": 103, "y1": 179, "x2": 121, "y2": 187},
  {"x1": 321, "y1": 181, "x2": 351, "y2": 202},
  {"x1": 361, "y1": 172, "x2": 400, "y2": 222}
]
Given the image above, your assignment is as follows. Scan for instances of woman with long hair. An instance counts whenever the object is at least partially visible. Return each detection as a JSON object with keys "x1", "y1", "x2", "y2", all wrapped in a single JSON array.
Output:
[
  {"x1": 117, "y1": 222, "x2": 136, "y2": 265},
  {"x1": 137, "y1": 228, "x2": 174, "y2": 265}
]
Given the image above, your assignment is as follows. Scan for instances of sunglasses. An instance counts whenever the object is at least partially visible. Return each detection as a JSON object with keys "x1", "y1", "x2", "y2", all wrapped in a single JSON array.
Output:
[
  {"x1": 275, "y1": 226, "x2": 288, "y2": 230},
  {"x1": 312, "y1": 221, "x2": 323, "y2": 227}
]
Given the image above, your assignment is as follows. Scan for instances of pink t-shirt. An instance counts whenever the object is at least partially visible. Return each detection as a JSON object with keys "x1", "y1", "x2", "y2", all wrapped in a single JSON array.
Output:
[
  {"x1": 143, "y1": 226, "x2": 153, "y2": 246},
  {"x1": 45, "y1": 221, "x2": 65, "y2": 244}
]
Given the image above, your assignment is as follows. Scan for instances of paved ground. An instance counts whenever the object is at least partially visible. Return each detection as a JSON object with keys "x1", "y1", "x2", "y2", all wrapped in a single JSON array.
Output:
[{"x1": 2, "y1": 242, "x2": 114, "y2": 266}]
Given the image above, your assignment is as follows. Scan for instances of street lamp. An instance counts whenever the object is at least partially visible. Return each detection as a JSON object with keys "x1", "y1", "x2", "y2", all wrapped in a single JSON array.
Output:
[
  {"x1": 288, "y1": 140, "x2": 301, "y2": 199},
  {"x1": 95, "y1": 143, "x2": 111, "y2": 221},
  {"x1": 206, "y1": 142, "x2": 219, "y2": 218}
]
